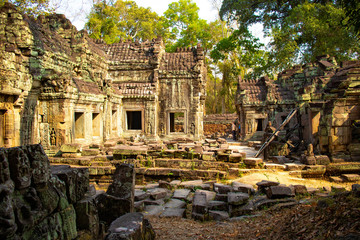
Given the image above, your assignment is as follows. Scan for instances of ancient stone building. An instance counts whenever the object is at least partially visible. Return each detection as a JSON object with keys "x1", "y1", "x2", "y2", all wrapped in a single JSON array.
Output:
[
  {"x1": 236, "y1": 55, "x2": 360, "y2": 158},
  {"x1": 0, "y1": 3, "x2": 207, "y2": 150}
]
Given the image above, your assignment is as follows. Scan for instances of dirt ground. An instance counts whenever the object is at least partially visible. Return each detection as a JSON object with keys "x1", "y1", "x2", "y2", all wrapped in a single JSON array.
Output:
[{"x1": 147, "y1": 171, "x2": 360, "y2": 240}]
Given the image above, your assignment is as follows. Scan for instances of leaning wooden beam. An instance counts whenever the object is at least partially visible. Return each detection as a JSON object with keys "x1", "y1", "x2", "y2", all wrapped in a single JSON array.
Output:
[{"x1": 254, "y1": 109, "x2": 298, "y2": 158}]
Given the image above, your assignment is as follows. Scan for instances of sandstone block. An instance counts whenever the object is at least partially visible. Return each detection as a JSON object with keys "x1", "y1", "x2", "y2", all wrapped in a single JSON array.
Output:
[
  {"x1": 60, "y1": 144, "x2": 82, "y2": 153},
  {"x1": 96, "y1": 193, "x2": 133, "y2": 225},
  {"x1": 160, "y1": 208, "x2": 186, "y2": 218},
  {"x1": 106, "y1": 213, "x2": 155, "y2": 240},
  {"x1": 228, "y1": 192, "x2": 249, "y2": 206},
  {"x1": 266, "y1": 186, "x2": 294, "y2": 199},
  {"x1": 106, "y1": 164, "x2": 135, "y2": 201},
  {"x1": 209, "y1": 210, "x2": 229, "y2": 221},
  {"x1": 232, "y1": 182, "x2": 255, "y2": 195},
  {"x1": 214, "y1": 183, "x2": 233, "y2": 194},
  {"x1": 172, "y1": 189, "x2": 191, "y2": 200}
]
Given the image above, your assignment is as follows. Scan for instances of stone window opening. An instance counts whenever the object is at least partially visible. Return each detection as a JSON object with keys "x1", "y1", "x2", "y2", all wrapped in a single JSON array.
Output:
[
  {"x1": 126, "y1": 111, "x2": 142, "y2": 130},
  {"x1": 112, "y1": 110, "x2": 117, "y2": 131},
  {"x1": 0, "y1": 110, "x2": 5, "y2": 147},
  {"x1": 92, "y1": 112, "x2": 101, "y2": 137},
  {"x1": 256, "y1": 119, "x2": 263, "y2": 131},
  {"x1": 170, "y1": 112, "x2": 184, "y2": 133},
  {"x1": 74, "y1": 112, "x2": 85, "y2": 139}
]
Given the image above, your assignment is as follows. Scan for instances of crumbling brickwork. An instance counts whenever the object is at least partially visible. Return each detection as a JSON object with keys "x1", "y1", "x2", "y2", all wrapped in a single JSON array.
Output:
[
  {"x1": 0, "y1": 3, "x2": 207, "y2": 150},
  {"x1": 236, "y1": 55, "x2": 360, "y2": 159}
]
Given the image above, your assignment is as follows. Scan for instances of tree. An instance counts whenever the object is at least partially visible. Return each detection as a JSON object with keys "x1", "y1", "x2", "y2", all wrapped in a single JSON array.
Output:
[
  {"x1": 340, "y1": 0, "x2": 360, "y2": 37},
  {"x1": 163, "y1": 0, "x2": 223, "y2": 54},
  {"x1": 86, "y1": 0, "x2": 168, "y2": 44},
  {"x1": 0, "y1": 0, "x2": 54, "y2": 17},
  {"x1": 219, "y1": 0, "x2": 360, "y2": 73}
]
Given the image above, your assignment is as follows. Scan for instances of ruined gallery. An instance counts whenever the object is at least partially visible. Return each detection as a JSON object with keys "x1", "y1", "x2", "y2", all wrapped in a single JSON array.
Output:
[
  {"x1": 0, "y1": 3, "x2": 206, "y2": 150},
  {"x1": 1, "y1": 2, "x2": 360, "y2": 240}
]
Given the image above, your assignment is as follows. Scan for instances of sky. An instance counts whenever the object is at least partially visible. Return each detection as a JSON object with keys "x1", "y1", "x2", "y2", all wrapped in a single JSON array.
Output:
[
  {"x1": 51, "y1": 0, "x2": 268, "y2": 45},
  {"x1": 52, "y1": 0, "x2": 219, "y2": 31}
]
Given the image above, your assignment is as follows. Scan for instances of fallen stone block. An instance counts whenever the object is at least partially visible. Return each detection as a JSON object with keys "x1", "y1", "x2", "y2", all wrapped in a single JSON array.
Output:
[
  {"x1": 254, "y1": 198, "x2": 297, "y2": 210},
  {"x1": 143, "y1": 205, "x2": 164, "y2": 216},
  {"x1": 106, "y1": 164, "x2": 135, "y2": 201},
  {"x1": 173, "y1": 189, "x2": 191, "y2": 200},
  {"x1": 134, "y1": 189, "x2": 149, "y2": 201},
  {"x1": 164, "y1": 199, "x2": 186, "y2": 209},
  {"x1": 329, "y1": 176, "x2": 343, "y2": 183},
  {"x1": 229, "y1": 153, "x2": 244, "y2": 163},
  {"x1": 192, "y1": 192, "x2": 208, "y2": 214},
  {"x1": 96, "y1": 193, "x2": 133, "y2": 225},
  {"x1": 159, "y1": 180, "x2": 172, "y2": 190},
  {"x1": 228, "y1": 192, "x2": 249, "y2": 206},
  {"x1": 232, "y1": 182, "x2": 255, "y2": 195},
  {"x1": 106, "y1": 213, "x2": 155, "y2": 240},
  {"x1": 195, "y1": 189, "x2": 216, "y2": 202},
  {"x1": 214, "y1": 193, "x2": 227, "y2": 202},
  {"x1": 60, "y1": 144, "x2": 82, "y2": 153},
  {"x1": 256, "y1": 180, "x2": 280, "y2": 194},
  {"x1": 209, "y1": 210, "x2": 229, "y2": 221},
  {"x1": 331, "y1": 186, "x2": 346, "y2": 193},
  {"x1": 160, "y1": 208, "x2": 186, "y2": 218},
  {"x1": 266, "y1": 186, "x2": 294, "y2": 199},
  {"x1": 148, "y1": 188, "x2": 168, "y2": 200},
  {"x1": 243, "y1": 158, "x2": 263, "y2": 167},
  {"x1": 229, "y1": 201, "x2": 254, "y2": 217},
  {"x1": 214, "y1": 183, "x2": 233, "y2": 194},
  {"x1": 144, "y1": 199, "x2": 165, "y2": 206},
  {"x1": 315, "y1": 155, "x2": 330, "y2": 165},
  {"x1": 342, "y1": 174, "x2": 360, "y2": 182},
  {"x1": 293, "y1": 185, "x2": 308, "y2": 195},
  {"x1": 208, "y1": 200, "x2": 227, "y2": 211},
  {"x1": 300, "y1": 155, "x2": 316, "y2": 165},
  {"x1": 81, "y1": 149, "x2": 100, "y2": 156}
]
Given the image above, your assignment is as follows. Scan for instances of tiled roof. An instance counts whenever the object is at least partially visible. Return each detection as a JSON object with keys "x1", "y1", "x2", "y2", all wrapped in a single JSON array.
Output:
[
  {"x1": 73, "y1": 78, "x2": 103, "y2": 95},
  {"x1": 103, "y1": 40, "x2": 158, "y2": 62},
  {"x1": 239, "y1": 79, "x2": 267, "y2": 103},
  {"x1": 160, "y1": 48, "x2": 197, "y2": 71}
]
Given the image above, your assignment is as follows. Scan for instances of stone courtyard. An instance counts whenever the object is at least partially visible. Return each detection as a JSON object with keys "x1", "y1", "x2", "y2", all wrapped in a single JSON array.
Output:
[{"x1": 1, "y1": 2, "x2": 360, "y2": 240}]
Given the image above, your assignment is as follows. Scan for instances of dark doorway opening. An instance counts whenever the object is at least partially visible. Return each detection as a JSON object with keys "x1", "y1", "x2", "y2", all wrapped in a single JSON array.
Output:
[
  {"x1": 170, "y1": 112, "x2": 184, "y2": 133},
  {"x1": 256, "y1": 119, "x2": 263, "y2": 131},
  {"x1": 127, "y1": 111, "x2": 142, "y2": 130}
]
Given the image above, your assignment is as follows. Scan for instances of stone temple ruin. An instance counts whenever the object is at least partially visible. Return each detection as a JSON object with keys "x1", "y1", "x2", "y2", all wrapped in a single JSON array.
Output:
[
  {"x1": 0, "y1": 3, "x2": 206, "y2": 151},
  {"x1": 237, "y1": 55, "x2": 360, "y2": 161},
  {"x1": 1, "y1": 2, "x2": 360, "y2": 239}
]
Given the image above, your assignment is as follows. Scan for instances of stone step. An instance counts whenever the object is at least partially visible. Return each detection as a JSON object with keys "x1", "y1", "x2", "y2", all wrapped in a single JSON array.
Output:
[{"x1": 136, "y1": 167, "x2": 227, "y2": 181}]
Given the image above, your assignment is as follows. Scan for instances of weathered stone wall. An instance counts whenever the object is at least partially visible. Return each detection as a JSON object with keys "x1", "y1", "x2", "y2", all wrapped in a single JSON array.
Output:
[
  {"x1": 0, "y1": 143, "x2": 154, "y2": 240},
  {"x1": 0, "y1": 3, "x2": 207, "y2": 149},
  {"x1": 0, "y1": 144, "x2": 88, "y2": 239},
  {"x1": 236, "y1": 55, "x2": 360, "y2": 157}
]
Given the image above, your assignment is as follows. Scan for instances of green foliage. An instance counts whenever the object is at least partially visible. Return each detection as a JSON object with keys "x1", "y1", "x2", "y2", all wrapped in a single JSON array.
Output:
[
  {"x1": 86, "y1": 0, "x2": 168, "y2": 44},
  {"x1": 1, "y1": 0, "x2": 54, "y2": 17},
  {"x1": 219, "y1": 0, "x2": 360, "y2": 74},
  {"x1": 163, "y1": 0, "x2": 223, "y2": 53},
  {"x1": 339, "y1": 0, "x2": 360, "y2": 37}
]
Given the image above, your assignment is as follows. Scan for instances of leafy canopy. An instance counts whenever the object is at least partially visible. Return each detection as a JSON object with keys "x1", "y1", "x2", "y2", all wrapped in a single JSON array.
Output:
[
  {"x1": 0, "y1": 0, "x2": 54, "y2": 17},
  {"x1": 163, "y1": 0, "x2": 223, "y2": 53},
  {"x1": 219, "y1": 0, "x2": 360, "y2": 73},
  {"x1": 86, "y1": 0, "x2": 168, "y2": 44}
]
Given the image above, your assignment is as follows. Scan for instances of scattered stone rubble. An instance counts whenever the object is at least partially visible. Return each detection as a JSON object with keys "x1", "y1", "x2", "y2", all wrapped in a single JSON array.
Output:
[
  {"x1": 134, "y1": 178, "x2": 359, "y2": 222},
  {"x1": 0, "y1": 144, "x2": 155, "y2": 240},
  {"x1": 50, "y1": 137, "x2": 360, "y2": 191}
]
